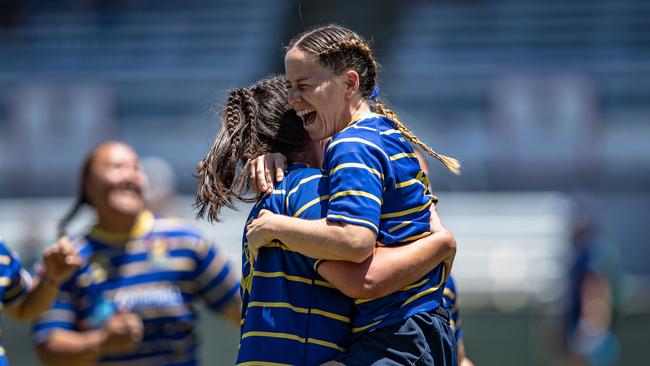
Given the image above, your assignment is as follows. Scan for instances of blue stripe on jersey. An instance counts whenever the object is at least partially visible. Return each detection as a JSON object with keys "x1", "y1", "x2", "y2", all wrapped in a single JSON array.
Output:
[
  {"x1": 237, "y1": 165, "x2": 353, "y2": 366},
  {"x1": 31, "y1": 213, "x2": 238, "y2": 366},
  {"x1": 323, "y1": 113, "x2": 444, "y2": 336},
  {"x1": 442, "y1": 275, "x2": 462, "y2": 341},
  {"x1": 1, "y1": 240, "x2": 32, "y2": 366}
]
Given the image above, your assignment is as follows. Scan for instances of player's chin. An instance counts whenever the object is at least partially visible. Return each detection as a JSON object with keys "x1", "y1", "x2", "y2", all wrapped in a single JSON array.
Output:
[{"x1": 109, "y1": 193, "x2": 145, "y2": 216}]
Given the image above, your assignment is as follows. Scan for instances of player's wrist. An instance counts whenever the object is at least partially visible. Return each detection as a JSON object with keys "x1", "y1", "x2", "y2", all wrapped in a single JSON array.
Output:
[{"x1": 42, "y1": 272, "x2": 63, "y2": 288}]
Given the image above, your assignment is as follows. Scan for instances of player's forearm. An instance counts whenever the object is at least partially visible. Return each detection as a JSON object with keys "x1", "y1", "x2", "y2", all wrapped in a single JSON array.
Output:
[
  {"x1": 36, "y1": 329, "x2": 106, "y2": 366},
  {"x1": 6, "y1": 278, "x2": 59, "y2": 322},
  {"x1": 363, "y1": 229, "x2": 456, "y2": 298},
  {"x1": 218, "y1": 296, "x2": 243, "y2": 326},
  {"x1": 319, "y1": 229, "x2": 456, "y2": 299},
  {"x1": 267, "y1": 217, "x2": 375, "y2": 263}
]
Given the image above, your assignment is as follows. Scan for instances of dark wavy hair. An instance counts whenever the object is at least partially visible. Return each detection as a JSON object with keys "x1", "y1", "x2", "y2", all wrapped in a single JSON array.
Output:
[{"x1": 195, "y1": 75, "x2": 308, "y2": 222}]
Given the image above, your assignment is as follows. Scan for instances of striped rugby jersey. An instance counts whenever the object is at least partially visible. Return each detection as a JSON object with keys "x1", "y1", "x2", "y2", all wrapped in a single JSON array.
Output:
[
  {"x1": 442, "y1": 275, "x2": 462, "y2": 342},
  {"x1": 237, "y1": 164, "x2": 353, "y2": 366},
  {"x1": 1, "y1": 240, "x2": 32, "y2": 366},
  {"x1": 32, "y1": 211, "x2": 239, "y2": 366},
  {"x1": 323, "y1": 112, "x2": 446, "y2": 337}
]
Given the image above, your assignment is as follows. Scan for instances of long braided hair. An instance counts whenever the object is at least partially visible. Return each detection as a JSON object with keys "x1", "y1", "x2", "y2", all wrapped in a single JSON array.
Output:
[
  {"x1": 288, "y1": 25, "x2": 461, "y2": 175},
  {"x1": 195, "y1": 75, "x2": 308, "y2": 222},
  {"x1": 57, "y1": 147, "x2": 98, "y2": 237}
]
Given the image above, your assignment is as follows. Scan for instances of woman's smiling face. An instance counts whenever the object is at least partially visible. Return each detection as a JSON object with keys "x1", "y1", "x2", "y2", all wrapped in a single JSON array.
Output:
[{"x1": 285, "y1": 47, "x2": 351, "y2": 141}]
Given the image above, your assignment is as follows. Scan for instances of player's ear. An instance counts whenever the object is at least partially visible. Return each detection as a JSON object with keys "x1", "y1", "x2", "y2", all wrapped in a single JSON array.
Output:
[{"x1": 344, "y1": 70, "x2": 360, "y2": 99}]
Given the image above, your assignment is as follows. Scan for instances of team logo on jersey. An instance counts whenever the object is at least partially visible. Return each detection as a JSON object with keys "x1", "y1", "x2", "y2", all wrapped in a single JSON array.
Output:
[
  {"x1": 149, "y1": 239, "x2": 169, "y2": 269},
  {"x1": 88, "y1": 255, "x2": 110, "y2": 284}
]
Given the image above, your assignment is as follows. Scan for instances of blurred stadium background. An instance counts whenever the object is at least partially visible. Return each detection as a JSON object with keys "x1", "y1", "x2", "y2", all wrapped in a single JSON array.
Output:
[{"x1": 0, "y1": 0, "x2": 648, "y2": 364}]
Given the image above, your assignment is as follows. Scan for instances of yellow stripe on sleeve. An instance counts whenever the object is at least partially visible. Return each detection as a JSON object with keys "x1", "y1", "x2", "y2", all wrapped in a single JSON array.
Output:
[
  {"x1": 237, "y1": 362, "x2": 293, "y2": 366},
  {"x1": 398, "y1": 231, "x2": 431, "y2": 243},
  {"x1": 380, "y1": 199, "x2": 432, "y2": 219},
  {"x1": 285, "y1": 174, "x2": 324, "y2": 211},
  {"x1": 329, "y1": 163, "x2": 384, "y2": 180},
  {"x1": 293, "y1": 195, "x2": 330, "y2": 217},
  {"x1": 389, "y1": 152, "x2": 417, "y2": 161},
  {"x1": 395, "y1": 178, "x2": 426, "y2": 189},
  {"x1": 329, "y1": 190, "x2": 382, "y2": 205},
  {"x1": 387, "y1": 221, "x2": 412, "y2": 233},
  {"x1": 325, "y1": 138, "x2": 389, "y2": 160},
  {"x1": 327, "y1": 215, "x2": 378, "y2": 233}
]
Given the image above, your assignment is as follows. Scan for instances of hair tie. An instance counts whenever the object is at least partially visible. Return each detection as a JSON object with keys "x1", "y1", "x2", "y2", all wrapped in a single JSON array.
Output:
[{"x1": 369, "y1": 85, "x2": 379, "y2": 100}]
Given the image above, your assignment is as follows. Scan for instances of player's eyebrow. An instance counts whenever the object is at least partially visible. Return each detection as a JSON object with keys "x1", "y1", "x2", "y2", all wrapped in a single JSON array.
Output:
[{"x1": 289, "y1": 77, "x2": 311, "y2": 84}]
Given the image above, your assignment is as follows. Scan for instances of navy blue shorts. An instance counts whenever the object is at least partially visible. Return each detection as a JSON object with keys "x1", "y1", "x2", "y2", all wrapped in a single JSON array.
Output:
[{"x1": 333, "y1": 308, "x2": 458, "y2": 366}]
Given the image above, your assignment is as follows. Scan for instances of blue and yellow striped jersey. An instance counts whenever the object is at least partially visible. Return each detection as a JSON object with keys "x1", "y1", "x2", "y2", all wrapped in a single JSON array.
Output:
[
  {"x1": 442, "y1": 275, "x2": 462, "y2": 342},
  {"x1": 323, "y1": 113, "x2": 445, "y2": 337},
  {"x1": 32, "y1": 211, "x2": 239, "y2": 366},
  {"x1": 1, "y1": 240, "x2": 32, "y2": 366},
  {"x1": 237, "y1": 164, "x2": 353, "y2": 366}
]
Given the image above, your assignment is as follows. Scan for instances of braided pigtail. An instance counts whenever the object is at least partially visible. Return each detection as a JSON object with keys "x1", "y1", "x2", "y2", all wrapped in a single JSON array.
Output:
[
  {"x1": 195, "y1": 88, "x2": 253, "y2": 222},
  {"x1": 58, "y1": 151, "x2": 96, "y2": 237},
  {"x1": 374, "y1": 101, "x2": 461, "y2": 175},
  {"x1": 57, "y1": 198, "x2": 85, "y2": 238},
  {"x1": 195, "y1": 75, "x2": 307, "y2": 222}
]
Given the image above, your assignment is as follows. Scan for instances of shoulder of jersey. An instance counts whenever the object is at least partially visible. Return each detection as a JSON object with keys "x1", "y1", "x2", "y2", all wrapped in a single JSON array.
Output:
[{"x1": 151, "y1": 217, "x2": 203, "y2": 239}]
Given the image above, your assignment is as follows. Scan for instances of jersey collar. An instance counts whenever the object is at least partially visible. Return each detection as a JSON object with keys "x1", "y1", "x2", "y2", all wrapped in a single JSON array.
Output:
[{"x1": 88, "y1": 210, "x2": 155, "y2": 244}]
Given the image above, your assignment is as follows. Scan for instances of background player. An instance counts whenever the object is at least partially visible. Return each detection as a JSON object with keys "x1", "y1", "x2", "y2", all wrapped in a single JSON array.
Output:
[
  {"x1": 32, "y1": 141, "x2": 241, "y2": 366},
  {"x1": 1, "y1": 236, "x2": 80, "y2": 366}
]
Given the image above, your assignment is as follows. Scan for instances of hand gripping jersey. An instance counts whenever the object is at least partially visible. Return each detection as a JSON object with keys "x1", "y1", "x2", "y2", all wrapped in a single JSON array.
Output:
[
  {"x1": 237, "y1": 164, "x2": 354, "y2": 366},
  {"x1": 0, "y1": 240, "x2": 32, "y2": 366},
  {"x1": 32, "y1": 212, "x2": 239, "y2": 366},
  {"x1": 323, "y1": 113, "x2": 446, "y2": 337}
]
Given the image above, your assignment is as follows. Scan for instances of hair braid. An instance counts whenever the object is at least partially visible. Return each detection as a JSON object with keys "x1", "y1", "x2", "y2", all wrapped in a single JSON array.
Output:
[
  {"x1": 195, "y1": 89, "x2": 249, "y2": 221},
  {"x1": 57, "y1": 198, "x2": 85, "y2": 237},
  {"x1": 374, "y1": 101, "x2": 461, "y2": 175},
  {"x1": 195, "y1": 75, "x2": 307, "y2": 222},
  {"x1": 57, "y1": 151, "x2": 96, "y2": 237}
]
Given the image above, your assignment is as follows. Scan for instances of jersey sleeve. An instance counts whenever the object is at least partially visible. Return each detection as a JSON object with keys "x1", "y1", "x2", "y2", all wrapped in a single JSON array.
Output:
[
  {"x1": 2, "y1": 251, "x2": 32, "y2": 306},
  {"x1": 324, "y1": 136, "x2": 389, "y2": 235},
  {"x1": 443, "y1": 277, "x2": 463, "y2": 342},
  {"x1": 283, "y1": 170, "x2": 329, "y2": 269},
  {"x1": 31, "y1": 281, "x2": 79, "y2": 344},
  {"x1": 194, "y1": 238, "x2": 240, "y2": 311}
]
